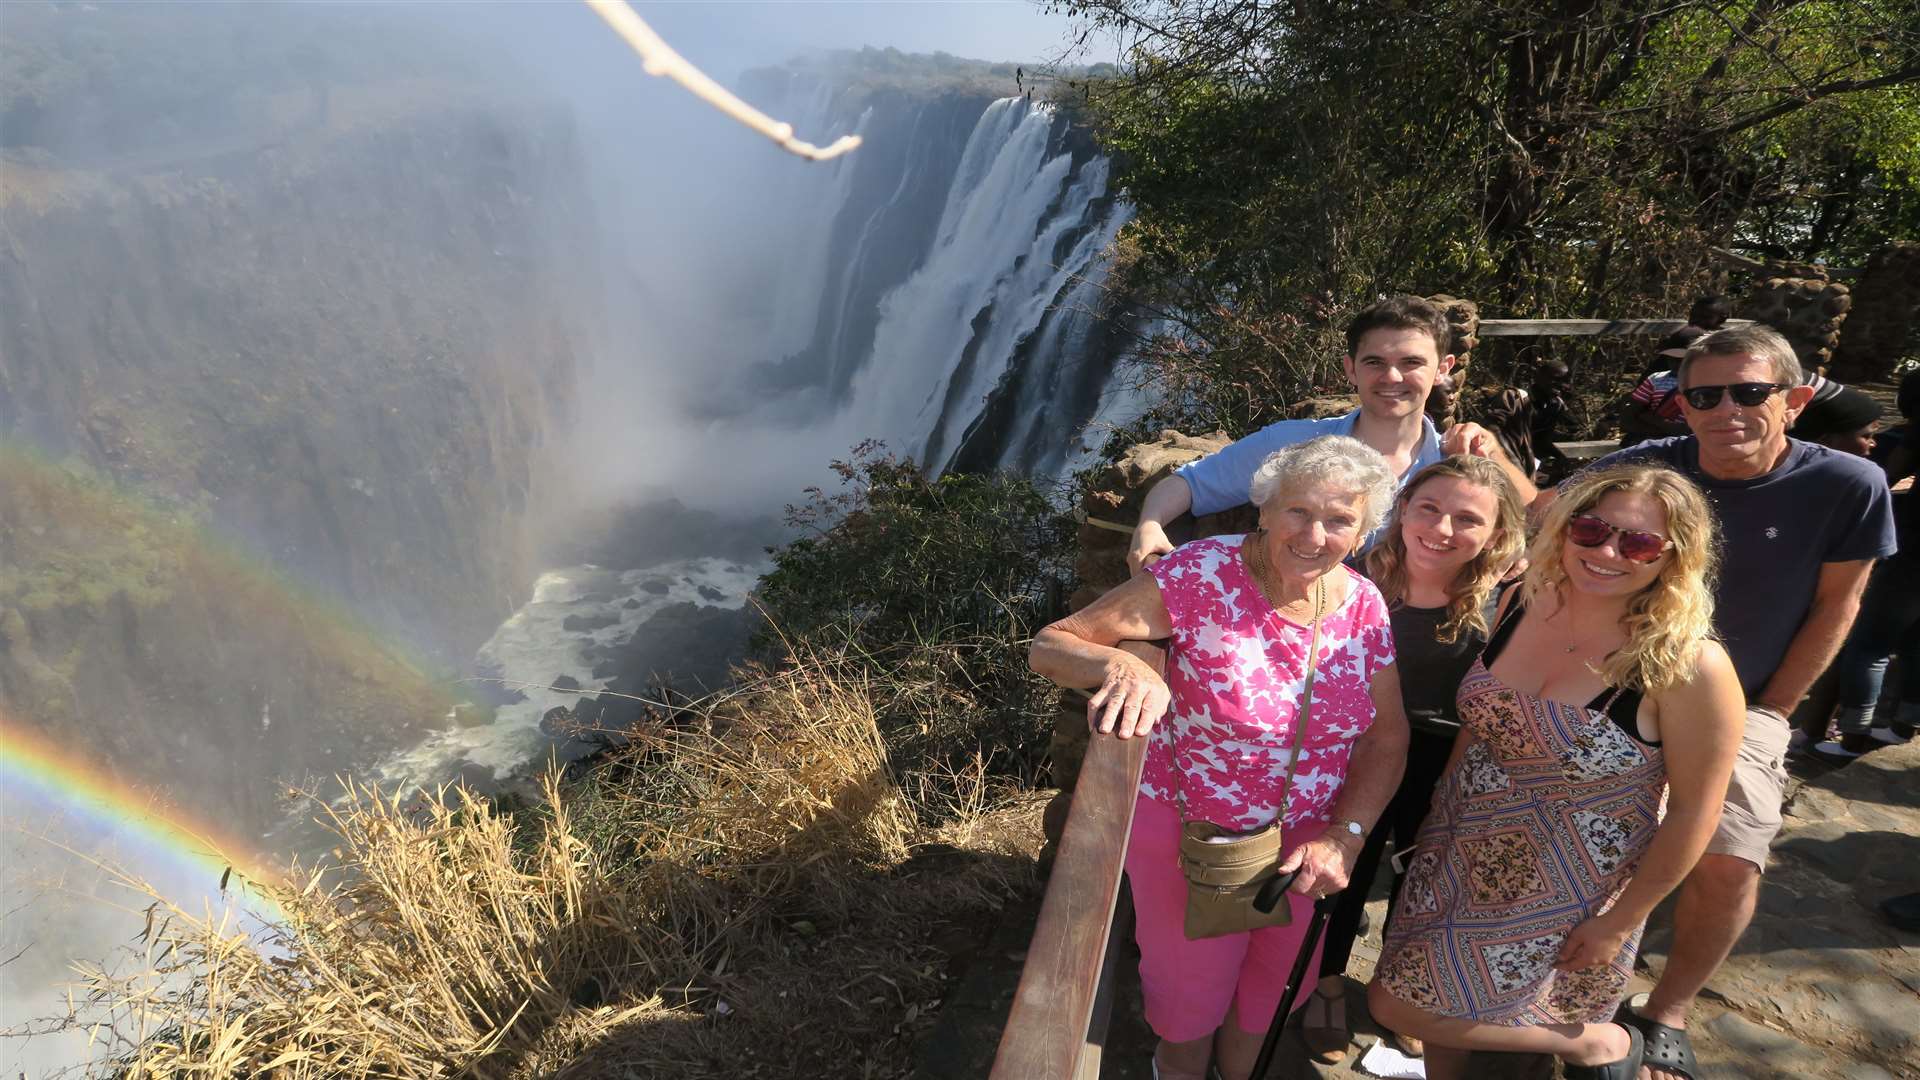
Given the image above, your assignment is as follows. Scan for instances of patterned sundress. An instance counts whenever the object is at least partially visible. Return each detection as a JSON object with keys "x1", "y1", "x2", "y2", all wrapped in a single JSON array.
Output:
[
  {"x1": 1141, "y1": 535, "x2": 1397, "y2": 831},
  {"x1": 1374, "y1": 602, "x2": 1668, "y2": 1024}
]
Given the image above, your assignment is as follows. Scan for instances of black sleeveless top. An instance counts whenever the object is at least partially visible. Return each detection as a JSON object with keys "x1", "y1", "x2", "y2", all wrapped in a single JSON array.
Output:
[{"x1": 1481, "y1": 600, "x2": 1658, "y2": 746}]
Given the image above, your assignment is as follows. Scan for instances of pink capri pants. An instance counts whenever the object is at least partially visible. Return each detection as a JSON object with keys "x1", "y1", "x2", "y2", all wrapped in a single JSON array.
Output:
[{"x1": 1124, "y1": 794, "x2": 1327, "y2": 1042}]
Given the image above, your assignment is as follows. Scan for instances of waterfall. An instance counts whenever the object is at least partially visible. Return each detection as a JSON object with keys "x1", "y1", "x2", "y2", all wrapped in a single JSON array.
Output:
[
  {"x1": 835, "y1": 96, "x2": 1134, "y2": 474},
  {"x1": 590, "y1": 72, "x2": 1143, "y2": 487}
]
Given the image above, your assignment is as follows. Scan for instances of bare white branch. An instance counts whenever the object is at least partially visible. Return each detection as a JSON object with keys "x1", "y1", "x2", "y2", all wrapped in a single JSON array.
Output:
[{"x1": 582, "y1": 0, "x2": 863, "y2": 162}]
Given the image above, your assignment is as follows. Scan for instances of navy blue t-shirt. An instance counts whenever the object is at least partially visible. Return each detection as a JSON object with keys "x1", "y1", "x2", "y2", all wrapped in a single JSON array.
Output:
[{"x1": 1586, "y1": 437, "x2": 1898, "y2": 696}]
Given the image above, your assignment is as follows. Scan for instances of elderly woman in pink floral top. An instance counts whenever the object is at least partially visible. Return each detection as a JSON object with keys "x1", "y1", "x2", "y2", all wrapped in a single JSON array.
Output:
[{"x1": 1032, "y1": 435, "x2": 1411, "y2": 1080}]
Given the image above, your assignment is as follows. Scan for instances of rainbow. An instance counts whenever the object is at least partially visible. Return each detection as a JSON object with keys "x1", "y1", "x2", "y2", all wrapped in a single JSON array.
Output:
[{"x1": 0, "y1": 709, "x2": 287, "y2": 912}]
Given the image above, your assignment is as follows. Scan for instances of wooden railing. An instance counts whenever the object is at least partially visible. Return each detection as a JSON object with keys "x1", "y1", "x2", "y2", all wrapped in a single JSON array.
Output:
[
  {"x1": 1477, "y1": 317, "x2": 1754, "y2": 337},
  {"x1": 989, "y1": 730, "x2": 1147, "y2": 1079}
]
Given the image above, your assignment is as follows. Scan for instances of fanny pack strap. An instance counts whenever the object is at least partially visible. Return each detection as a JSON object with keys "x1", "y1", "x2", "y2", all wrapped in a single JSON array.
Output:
[{"x1": 1274, "y1": 577, "x2": 1324, "y2": 815}]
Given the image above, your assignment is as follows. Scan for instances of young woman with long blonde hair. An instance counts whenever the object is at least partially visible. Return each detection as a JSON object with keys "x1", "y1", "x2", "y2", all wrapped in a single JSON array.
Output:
[
  {"x1": 1368, "y1": 464, "x2": 1744, "y2": 1080},
  {"x1": 1302, "y1": 456, "x2": 1527, "y2": 1064}
]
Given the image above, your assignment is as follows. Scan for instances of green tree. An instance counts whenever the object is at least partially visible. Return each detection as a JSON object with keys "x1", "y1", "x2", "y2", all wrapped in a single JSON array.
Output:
[{"x1": 1056, "y1": 0, "x2": 1920, "y2": 431}]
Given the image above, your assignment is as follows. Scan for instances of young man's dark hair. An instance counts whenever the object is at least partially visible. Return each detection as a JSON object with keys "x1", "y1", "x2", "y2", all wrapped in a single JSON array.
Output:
[
  {"x1": 1345, "y1": 294, "x2": 1450, "y2": 357},
  {"x1": 1689, "y1": 294, "x2": 1733, "y2": 331}
]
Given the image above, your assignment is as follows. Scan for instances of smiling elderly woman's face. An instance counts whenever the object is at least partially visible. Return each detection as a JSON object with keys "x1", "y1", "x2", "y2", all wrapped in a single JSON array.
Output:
[{"x1": 1257, "y1": 479, "x2": 1368, "y2": 578}]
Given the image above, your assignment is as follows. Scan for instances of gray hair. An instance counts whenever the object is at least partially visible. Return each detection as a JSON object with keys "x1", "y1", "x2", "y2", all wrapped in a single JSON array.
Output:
[
  {"x1": 1678, "y1": 324, "x2": 1803, "y2": 388},
  {"x1": 1247, "y1": 435, "x2": 1396, "y2": 537}
]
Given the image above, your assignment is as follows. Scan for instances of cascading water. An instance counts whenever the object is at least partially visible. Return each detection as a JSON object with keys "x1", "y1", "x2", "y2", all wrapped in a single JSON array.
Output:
[
  {"x1": 835, "y1": 96, "x2": 1139, "y2": 474},
  {"x1": 759, "y1": 84, "x2": 873, "y2": 365}
]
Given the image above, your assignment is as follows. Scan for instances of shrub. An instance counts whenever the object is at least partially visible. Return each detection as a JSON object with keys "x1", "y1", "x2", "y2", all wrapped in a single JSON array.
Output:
[
  {"x1": 53, "y1": 649, "x2": 1043, "y2": 1078},
  {"x1": 752, "y1": 442, "x2": 1074, "y2": 798}
]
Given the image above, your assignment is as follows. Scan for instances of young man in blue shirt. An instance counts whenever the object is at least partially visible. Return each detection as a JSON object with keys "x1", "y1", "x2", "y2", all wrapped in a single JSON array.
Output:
[
  {"x1": 1126, "y1": 295, "x2": 1454, "y2": 572},
  {"x1": 1451, "y1": 324, "x2": 1897, "y2": 1080}
]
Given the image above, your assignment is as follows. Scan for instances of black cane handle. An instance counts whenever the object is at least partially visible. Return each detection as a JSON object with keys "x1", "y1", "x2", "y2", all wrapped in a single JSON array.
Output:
[{"x1": 1253, "y1": 869, "x2": 1299, "y2": 913}]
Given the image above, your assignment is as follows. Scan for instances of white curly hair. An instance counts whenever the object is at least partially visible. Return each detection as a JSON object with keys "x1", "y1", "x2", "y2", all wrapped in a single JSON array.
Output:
[{"x1": 1247, "y1": 434, "x2": 1396, "y2": 538}]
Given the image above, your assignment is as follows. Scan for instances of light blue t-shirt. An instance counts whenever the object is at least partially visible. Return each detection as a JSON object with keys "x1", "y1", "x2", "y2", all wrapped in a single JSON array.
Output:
[{"x1": 1175, "y1": 407, "x2": 1444, "y2": 549}]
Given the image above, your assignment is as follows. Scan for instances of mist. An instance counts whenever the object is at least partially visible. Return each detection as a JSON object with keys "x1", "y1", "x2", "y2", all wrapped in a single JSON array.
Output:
[
  {"x1": 0, "y1": 2, "x2": 1124, "y2": 1072},
  {"x1": 476, "y1": 0, "x2": 1106, "y2": 514}
]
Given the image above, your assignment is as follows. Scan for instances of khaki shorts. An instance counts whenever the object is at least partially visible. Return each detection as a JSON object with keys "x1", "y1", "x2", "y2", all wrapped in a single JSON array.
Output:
[{"x1": 1705, "y1": 705, "x2": 1792, "y2": 871}]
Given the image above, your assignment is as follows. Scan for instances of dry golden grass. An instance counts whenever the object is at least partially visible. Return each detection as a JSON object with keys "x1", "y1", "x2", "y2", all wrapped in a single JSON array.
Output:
[{"x1": 53, "y1": 646, "x2": 1046, "y2": 1078}]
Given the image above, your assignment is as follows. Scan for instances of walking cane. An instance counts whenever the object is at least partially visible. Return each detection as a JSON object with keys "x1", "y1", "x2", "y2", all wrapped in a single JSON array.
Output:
[{"x1": 1247, "y1": 870, "x2": 1343, "y2": 1080}]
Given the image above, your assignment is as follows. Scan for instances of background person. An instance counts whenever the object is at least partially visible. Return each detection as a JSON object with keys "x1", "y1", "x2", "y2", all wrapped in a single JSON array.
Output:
[
  {"x1": 1618, "y1": 327, "x2": 1705, "y2": 448},
  {"x1": 1811, "y1": 371, "x2": 1918, "y2": 761},
  {"x1": 1689, "y1": 294, "x2": 1732, "y2": 333},
  {"x1": 1030, "y1": 436, "x2": 1409, "y2": 1080},
  {"x1": 1783, "y1": 384, "x2": 1883, "y2": 748},
  {"x1": 1369, "y1": 464, "x2": 1744, "y2": 1080},
  {"x1": 1791, "y1": 382, "x2": 1883, "y2": 458},
  {"x1": 1126, "y1": 296, "x2": 1454, "y2": 573},
  {"x1": 1303, "y1": 456, "x2": 1528, "y2": 1065}
]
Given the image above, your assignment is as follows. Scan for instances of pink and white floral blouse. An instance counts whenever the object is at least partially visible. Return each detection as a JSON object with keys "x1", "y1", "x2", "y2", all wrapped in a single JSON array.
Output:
[{"x1": 1141, "y1": 535, "x2": 1396, "y2": 831}]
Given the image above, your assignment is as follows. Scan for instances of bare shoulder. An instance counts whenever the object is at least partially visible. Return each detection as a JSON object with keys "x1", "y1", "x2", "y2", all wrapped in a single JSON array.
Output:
[
  {"x1": 1689, "y1": 638, "x2": 1737, "y2": 686},
  {"x1": 1656, "y1": 639, "x2": 1740, "y2": 718}
]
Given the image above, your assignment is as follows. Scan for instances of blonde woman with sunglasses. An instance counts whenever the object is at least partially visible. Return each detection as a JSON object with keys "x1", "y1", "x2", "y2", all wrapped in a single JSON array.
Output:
[{"x1": 1368, "y1": 464, "x2": 1743, "y2": 1080}]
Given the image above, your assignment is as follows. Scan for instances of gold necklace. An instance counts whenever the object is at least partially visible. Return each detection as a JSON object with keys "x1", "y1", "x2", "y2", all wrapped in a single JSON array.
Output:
[{"x1": 1547, "y1": 606, "x2": 1614, "y2": 658}]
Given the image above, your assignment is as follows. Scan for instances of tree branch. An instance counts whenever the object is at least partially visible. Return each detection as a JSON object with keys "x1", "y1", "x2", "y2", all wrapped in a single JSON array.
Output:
[{"x1": 1696, "y1": 64, "x2": 1920, "y2": 141}]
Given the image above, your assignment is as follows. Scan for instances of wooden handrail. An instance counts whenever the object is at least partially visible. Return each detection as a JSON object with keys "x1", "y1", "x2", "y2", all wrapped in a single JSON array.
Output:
[
  {"x1": 990, "y1": 730, "x2": 1148, "y2": 1079},
  {"x1": 1477, "y1": 317, "x2": 1754, "y2": 337}
]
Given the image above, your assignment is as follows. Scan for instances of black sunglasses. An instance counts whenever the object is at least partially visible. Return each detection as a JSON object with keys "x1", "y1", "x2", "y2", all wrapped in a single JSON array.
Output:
[{"x1": 1681, "y1": 382, "x2": 1788, "y2": 411}]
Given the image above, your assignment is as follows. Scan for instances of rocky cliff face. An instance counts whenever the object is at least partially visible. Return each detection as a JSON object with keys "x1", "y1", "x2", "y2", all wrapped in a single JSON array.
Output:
[{"x1": 0, "y1": 87, "x2": 588, "y2": 827}]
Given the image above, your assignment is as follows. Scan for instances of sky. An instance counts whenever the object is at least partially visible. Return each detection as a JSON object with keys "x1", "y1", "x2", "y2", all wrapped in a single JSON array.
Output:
[{"x1": 629, "y1": 0, "x2": 1104, "y2": 69}]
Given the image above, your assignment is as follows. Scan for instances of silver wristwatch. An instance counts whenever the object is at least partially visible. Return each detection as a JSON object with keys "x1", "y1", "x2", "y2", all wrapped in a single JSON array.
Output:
[{"x1": 1332, "y1": 817, "x2": 1366, "y2": 843}]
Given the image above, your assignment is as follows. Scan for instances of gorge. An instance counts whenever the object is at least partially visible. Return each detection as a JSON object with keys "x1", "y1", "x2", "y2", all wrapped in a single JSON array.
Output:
[{"x1": 0, "y1": 5, "x2": 1137, "y2": 1069}]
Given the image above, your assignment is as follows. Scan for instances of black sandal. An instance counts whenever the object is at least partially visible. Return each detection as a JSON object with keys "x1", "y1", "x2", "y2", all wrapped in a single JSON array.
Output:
[
  {"x1": 1562, "y1": 1022, "x2": 1643, "y2": 1080},
  {"x1": 1617, "y1": 1006, "x2": 1699, "y2": 1079}
]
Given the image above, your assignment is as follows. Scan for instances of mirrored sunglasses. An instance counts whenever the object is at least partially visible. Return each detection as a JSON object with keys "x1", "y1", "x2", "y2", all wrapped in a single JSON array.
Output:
[
  {"x1": 1681, "y1": 382, "x2": 1787, "y2": 410},
  {"x1": 1567, "y1": 514, "x2": 1672, "y2": 563}
]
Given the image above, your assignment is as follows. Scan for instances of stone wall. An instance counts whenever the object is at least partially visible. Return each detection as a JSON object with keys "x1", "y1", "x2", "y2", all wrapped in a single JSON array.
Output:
[
  {"x1": 1738, "y1": 276, "x2": 1853, "y2": 373},
  {"x1": 1829, "y1": 242, "x2": 1920, "y2": 384},
  {"x1": 1426, "y1": 295, "x2": 1480, "y2": 428}
]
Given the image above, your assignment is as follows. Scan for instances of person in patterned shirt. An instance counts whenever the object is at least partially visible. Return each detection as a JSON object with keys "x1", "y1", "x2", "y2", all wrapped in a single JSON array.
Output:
[{"x1": 1031, "y1": 436, "x2": 1410, "y2": 1080}]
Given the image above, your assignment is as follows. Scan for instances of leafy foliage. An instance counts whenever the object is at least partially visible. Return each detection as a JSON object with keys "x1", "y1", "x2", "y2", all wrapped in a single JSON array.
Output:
[
  {"x1": 752, "y1": 442, "x2": 1076, "y2": 796},
  {"x1": 1055, "y1": 0, "x2": 1920, "y2": 432}
]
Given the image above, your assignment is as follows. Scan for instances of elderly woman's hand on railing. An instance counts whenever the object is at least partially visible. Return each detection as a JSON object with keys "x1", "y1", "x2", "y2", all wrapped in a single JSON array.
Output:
[{"x1": 1087, "y1": 652, "x2": 1171, "y2": 739}]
